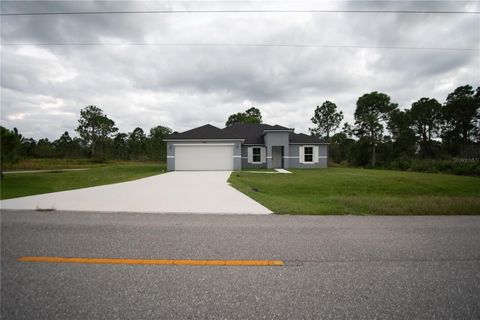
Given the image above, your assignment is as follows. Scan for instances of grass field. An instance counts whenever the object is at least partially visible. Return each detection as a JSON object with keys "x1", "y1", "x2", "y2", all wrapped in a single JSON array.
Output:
[
  {"x1": 1, "y1": 162, "x2": 165, "y2": 200},
  {"x1": 228, "y1": 168, "x2": 480, "y2": 215},
  {"x1": 2, "y1": 158, "x2": 159, "y2": 171}
]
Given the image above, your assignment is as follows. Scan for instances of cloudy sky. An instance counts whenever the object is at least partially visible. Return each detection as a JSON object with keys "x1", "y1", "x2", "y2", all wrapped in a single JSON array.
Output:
[{"x1": 1, "y1": 0, "x2": 479, "y2": 140}]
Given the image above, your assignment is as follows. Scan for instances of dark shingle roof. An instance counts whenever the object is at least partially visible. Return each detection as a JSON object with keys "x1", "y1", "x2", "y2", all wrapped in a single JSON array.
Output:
[
  {"x1": 222, "y1": 123, "x2": 291, "y2": 144},
  {"x1": 265, "y1": 124, "x2": 292, "y2": 131},
  {"x1": 223, "y1": 123, "x2": 326, "y2": 144},
  {"x1": 166, "y1": 124, "x2": 243, "y2": 140},
  {"x1": 289, "y1": 132, "x2": 327, "y2": 144},
  {"x1": 166, "y1": 123, "x2": 327, "y2": 144}
]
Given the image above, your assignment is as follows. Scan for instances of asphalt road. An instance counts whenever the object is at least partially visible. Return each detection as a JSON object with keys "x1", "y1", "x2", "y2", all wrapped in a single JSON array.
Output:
[{"x1": 1, "y1": 210, "x2": 479, "y2": 319}]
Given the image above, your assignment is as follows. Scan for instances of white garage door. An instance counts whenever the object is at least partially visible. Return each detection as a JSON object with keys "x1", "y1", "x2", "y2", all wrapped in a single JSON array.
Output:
[{"x1": 175, "y1": 144, "x2": 234, "y2": 171}]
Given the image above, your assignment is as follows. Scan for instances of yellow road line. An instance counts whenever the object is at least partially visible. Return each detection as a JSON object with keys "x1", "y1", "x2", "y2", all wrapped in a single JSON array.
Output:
[{"x1": 17, "y1": 256, "x2": 284, "y2": 266}]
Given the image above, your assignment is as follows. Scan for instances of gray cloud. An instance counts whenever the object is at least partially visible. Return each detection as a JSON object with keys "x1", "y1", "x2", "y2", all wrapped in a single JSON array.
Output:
[{"x1": 1, "y1": 0, "x2": 479, "y2": 139}]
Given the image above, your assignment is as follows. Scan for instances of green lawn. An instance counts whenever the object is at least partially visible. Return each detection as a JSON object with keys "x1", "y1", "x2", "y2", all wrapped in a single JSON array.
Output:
[
  {"x1": 228, "y1": 168, "x2": 480, "y2": 215},
  {"x1": 1, "y1": 162, "x2": 165, "y2": 200}
]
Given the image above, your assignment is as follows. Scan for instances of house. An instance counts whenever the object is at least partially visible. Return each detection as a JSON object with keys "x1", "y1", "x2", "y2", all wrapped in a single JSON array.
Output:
[{"x1": 164, "y1": 123, "x2": 328, "y2": 171}]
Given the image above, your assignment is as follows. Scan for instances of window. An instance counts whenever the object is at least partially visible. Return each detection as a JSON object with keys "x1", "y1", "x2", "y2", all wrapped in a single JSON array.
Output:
[
  {"x1": 304, "y1": 147, "x2": 313, "y2": 163},
  {"x1": 248, "y1": 146, "x2": 265, "y2": 164},
  {"x1": 252, "y1": 147, "x2": 261, "y2": 163}
]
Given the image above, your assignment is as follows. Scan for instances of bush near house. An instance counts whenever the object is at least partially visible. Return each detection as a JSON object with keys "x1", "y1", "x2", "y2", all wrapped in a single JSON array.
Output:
[{"x1": 383, "y1": 158, "x2": 480, "y2": 176}]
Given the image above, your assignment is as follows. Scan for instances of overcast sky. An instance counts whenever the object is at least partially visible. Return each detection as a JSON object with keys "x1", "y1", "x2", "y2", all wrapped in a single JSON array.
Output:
[{"x1": 1, "y1": 0, "x2": 479, "y2": 140}]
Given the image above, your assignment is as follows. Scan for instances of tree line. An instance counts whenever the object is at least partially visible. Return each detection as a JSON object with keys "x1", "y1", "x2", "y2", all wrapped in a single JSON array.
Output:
[
  {"x1": 1, "y1": 84, "x2": 479, "y2": 175},
  {"x1": 309, "y1": 85, "x2": 479, "y2": 168},
  {"x1": 1, "y1": 105, "x2": 173, "y2": 169}
]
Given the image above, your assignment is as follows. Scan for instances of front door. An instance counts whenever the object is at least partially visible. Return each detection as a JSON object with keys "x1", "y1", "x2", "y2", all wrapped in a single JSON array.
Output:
[{"x1": 272, "y1": 146, "x2": 283, "y2": 168}]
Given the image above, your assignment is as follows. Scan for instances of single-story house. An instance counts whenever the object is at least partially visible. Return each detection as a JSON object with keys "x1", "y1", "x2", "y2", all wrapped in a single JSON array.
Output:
[{"x1": 164, "y1": 123, "x2": 328, "y2": 171}]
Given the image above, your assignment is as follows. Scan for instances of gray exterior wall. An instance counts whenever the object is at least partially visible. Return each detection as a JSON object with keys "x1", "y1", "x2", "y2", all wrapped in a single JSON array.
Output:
[
  {"x1": 288, "y1": 144, "x2": 328, "y2": 168},
  {"x1": 264, "y1": 132, "x2": 290, "y2": 169},
  {"x1": 166, "y1": 140, "x2": 242, "y2": 171},
  {"x1": 241, "y1": 145, "x2": 267, "y2": 169},
  {"x1": 167, "y1": 141, "x2": 175, "y2": 171},
  {"x1": 166, "y1": 138, "x2": 328, "y2": 171}
]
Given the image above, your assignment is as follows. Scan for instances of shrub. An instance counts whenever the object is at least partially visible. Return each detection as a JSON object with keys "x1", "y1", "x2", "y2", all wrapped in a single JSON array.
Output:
[{"x1": 383, "y1": 158, "x2": 480, "y2": 176}]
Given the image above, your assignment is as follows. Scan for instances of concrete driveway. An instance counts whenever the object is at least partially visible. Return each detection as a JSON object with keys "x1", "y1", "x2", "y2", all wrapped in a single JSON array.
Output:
[{"x1": 0, "y1": 172, "x2": 272, "y2": 214}]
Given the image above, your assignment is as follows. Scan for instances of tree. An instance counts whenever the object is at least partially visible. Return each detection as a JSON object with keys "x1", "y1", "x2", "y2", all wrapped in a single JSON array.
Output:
[
  {"x1": 148, "y1": 125, "x2": 173, "y2": 160},
  {"x1": 350, "y1": 136, "x2": 372, "y2": 166},
  {"x1": 149, "y1": 125, "x2": 173, "y2": 141},
  {"x1": 0, "y1": 127, "x2": 21, "y2": 178},
  {"x1": 112, "y1": 132, "x2": 129, "y2": 160},
  {"x1": 53, "y1": 131, "x2": 73, "y2": 158},
  {"x1": 56, "y1": 131, "x2": 72, "y2": 145},
  {"x1": 309, "y1": 101, "x2": 344, "y2": 140},
  {"x1": 354, "y1": 92, "x2": 397, "y2": 166},
  {"x1": 387, "y1": 109, "x2": 416, "y2": 158},
  {"x1": 409, "y1": 97, "x2": 442, "y2": 157},
  {"x1": 441, "y1": 85, "x2": 480, "y2": 156},
  {"x1": 76, "y1": 105, "x2": 118, "y2": 160},
  {"x1": 341, "y1": 122, "x2": 354, "y2": 138},
  {"x1": 128, "y1": 127, "x2": 147, "y2": 160},
  {"x1": 225, "y1": 107, "x2": 262, "y2": 127},
  {"x1": 475, "y1": 87, "x2": 480, "y2": 143},
  {"x1": 71, "y1": 137, "x2": 88, "y2": 158},
  {"x1": 52, "y1": 131, "x2": 86, "y2": 158},
  {"x1": 34, "y1": 138, "x2": 56, "y2": 158},
  {"x1": 19, "y1": 137, "x2": 37, "y2": 158},
  {"x1": 329, "y1": 132, "x2": 355, "y2": 163}
]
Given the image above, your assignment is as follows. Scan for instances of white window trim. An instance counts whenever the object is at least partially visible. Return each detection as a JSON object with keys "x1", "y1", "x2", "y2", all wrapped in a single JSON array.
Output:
[
  {"x1": 303, "y1": 146, "x2": 314, "y2": 163},
  {"x1": 252, "y1": 147, "x2": 262, "y2": 164},
  {"x1": 248, "y1": 146, "x2": 266, "y2": 164},
  {"x1": 300, "y1": 145, "x2": 319, "y2": 164}
]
